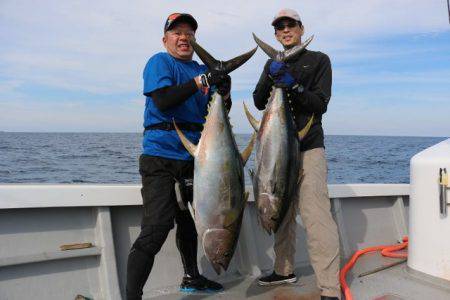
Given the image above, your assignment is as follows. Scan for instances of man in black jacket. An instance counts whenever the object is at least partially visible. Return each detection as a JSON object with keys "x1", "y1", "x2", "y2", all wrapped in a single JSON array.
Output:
[{"x1": 253, "y1": 8, "x2": 341, "y2": 300}]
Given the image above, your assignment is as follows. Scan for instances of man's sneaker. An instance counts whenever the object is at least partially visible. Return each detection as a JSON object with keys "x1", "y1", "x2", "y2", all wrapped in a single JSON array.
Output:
[
  {"x1": 180, "y1": 275, "x2": 223, "y2": 293},
  {"x1": 258, "y1": 271, "x2": 297, "y2": 286}
]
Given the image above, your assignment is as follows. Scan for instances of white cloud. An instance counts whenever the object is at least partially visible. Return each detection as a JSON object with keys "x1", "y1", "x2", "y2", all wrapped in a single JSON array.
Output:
[
  {"x1": 0, "y1": 80, "x2": 23, "y2": 94},
  {"x1": 0, "y1": 98, "x2": 142, "y2": 132},
  {"x1": 1, "y1": 0, "x2": 450, "y2": 134},
  {"x1": 334, "y1": 69, "x2": 450, "y2": 86}
]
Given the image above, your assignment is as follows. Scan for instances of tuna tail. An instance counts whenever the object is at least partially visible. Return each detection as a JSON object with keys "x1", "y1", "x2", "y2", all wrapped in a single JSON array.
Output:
[
  {"x1": 252, "y1": 33, "x2": 278, "y2": 61},
  {"x1": 190, "y1": 39, "x2": 257, "y2": 74},
  {"x1": 173, "y1": 119, "x2": 197, "y2": 156},
  {"x1": 252, "y1": 33, "x2": 314, "y2": 62},
  {"x1": 283, "y1": 35, "x2": 314, "y2": 61},
  {"x1": 240, "y1": 132, "x2": 256, "y2": 165},
  {"x1": 298, "y1": 114, "x2": 314, "y2": 140},
  {"x1": 243, "y1": 102, "x2": 260, "y2": 132}
]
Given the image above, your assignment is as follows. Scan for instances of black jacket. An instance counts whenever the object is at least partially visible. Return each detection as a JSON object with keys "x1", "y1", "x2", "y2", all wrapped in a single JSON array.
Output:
[{"x1": 252, "y1": 49, "x2": 332, "y2": 151}]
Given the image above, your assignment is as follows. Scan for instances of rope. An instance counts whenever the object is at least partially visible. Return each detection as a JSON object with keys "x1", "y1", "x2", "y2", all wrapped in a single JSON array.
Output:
[{"x1": 340, "y1": 236, "x2": 408, "y2": 300}]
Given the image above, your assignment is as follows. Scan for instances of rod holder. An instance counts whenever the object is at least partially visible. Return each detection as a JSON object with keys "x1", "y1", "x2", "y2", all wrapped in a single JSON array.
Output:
[{"x1": 439, "y1": 168, "x2": 449, "y2": 218}]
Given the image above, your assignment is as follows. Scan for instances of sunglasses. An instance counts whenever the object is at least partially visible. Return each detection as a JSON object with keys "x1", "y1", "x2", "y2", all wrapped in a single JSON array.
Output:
[
  {"x1": 168, "y1": 30, "x2": 195, "y2": 39},
  {"x1": 274, "y1": 20, "x2": 299, "y2": 31}
]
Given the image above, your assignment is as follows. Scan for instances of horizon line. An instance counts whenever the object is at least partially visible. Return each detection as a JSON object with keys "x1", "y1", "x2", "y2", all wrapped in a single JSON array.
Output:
[{"x1": 0, "y1": 131, "x2": 448, "y2": 139}]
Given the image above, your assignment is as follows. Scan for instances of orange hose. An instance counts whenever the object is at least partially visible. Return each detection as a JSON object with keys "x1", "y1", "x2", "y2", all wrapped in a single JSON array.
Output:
[{"x1": 339, "y1": 236, "x2": 408, "y2": 300}]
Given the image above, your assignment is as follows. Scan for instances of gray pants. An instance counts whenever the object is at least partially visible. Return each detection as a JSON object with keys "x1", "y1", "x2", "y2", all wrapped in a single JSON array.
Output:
[{"x1": 273, "y1": 148, "x2": 341, "y2": 299}]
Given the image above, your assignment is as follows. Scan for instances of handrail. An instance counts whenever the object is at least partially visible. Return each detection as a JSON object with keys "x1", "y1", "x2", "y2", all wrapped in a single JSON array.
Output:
[{"x1": 0, "y1": 183, "x2": 409, "y2": 209}]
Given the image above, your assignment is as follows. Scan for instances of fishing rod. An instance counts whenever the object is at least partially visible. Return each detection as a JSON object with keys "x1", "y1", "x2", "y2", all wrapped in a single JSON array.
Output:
[{"x1": 448, "y1": 0, "x2": 450, "y2": 24}]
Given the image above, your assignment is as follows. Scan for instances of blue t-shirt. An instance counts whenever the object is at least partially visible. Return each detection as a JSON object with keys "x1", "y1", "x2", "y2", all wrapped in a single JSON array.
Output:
[{"x1": 142, "y1": 52, "x2": 209, "y2": 160}]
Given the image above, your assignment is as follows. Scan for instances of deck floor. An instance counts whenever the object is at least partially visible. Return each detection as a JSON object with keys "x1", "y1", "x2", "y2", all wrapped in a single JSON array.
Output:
[{"x1": 144, "y1": 253, "x2": 450, "y2": 300}]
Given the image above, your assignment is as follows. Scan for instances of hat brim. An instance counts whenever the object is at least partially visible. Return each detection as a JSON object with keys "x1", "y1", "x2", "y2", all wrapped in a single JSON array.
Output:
[
  {"x1": 166, "y1": 14, "x2": 198, "y2": 32},
  {"x1": 271, "y1": 16, "x2": 299, "y2": 26}
]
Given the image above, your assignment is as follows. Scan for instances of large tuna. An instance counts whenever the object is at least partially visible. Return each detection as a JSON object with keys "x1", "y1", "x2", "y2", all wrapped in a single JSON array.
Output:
[
  {"x1": 244, "y1": 34, "x2": 314, "y2": 234},
  {"x1": 174, "y1": 40, "x2": 256, "y2": 274}
]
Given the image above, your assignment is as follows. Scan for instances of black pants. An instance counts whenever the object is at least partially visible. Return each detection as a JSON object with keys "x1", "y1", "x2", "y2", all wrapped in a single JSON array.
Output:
[{"x1": 126, "y1": 155, "x2": 198, "y2": 300}]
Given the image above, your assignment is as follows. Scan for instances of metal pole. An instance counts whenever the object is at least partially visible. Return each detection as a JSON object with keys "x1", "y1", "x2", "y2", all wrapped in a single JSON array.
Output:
[
  {"x1": 358, "y1": 259, "x2": 407, "y2": 278},
  {"x1": 447, "y1": 0, "x2": 450, "y2": 24}
]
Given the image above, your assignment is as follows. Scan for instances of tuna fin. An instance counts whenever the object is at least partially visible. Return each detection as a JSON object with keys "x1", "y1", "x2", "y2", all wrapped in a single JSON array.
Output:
[
  {"x1": 248, "y1": 169, "x2": 254, "y2": 180},
  {"x1": 298, "y1": 114, "x2": 314, "y2": 140},
  {"x1": 173, "y1": 119, "x2": 197, "y2": 156},
  {"x1": 187, "y1": 201, "x2": 195, "y2": 218},
  {"x1": 244, "y1": 191, "x2": 250, "y2": 202},
  {"x1": 253, "y1": 33, "x2": 313, "y2": 62},
  {"x1": 297, "y1": 169, "x2": 304, "y2": 185},
  {"x1": 190, "y1": 39, "x2": 257, "y2": 74},
  {"x1": 223, "y1": 211, "x2": 239, "y2": 228},
  {"x1": 258, "y1": 193, "x2": 278, "y2": 235},
  {"x1": 240, "y1": 132, "x2": 256, "y2": 165},
  {"x1": 243, "y1": 102, "x2": 260, "y2": 132}
]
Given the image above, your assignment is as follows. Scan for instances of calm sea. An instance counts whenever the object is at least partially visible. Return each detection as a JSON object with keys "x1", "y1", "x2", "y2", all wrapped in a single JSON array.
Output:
[{"x1": 0, "y1": 132, "x2": 446, "y2": 185}]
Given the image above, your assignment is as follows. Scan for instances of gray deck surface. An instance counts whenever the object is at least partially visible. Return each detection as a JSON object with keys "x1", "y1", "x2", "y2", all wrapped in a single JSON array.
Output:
[
  {"x1": 145, "y1": 253, "x2": 450, "y2": 300},
  {"x1": 4, "y1": 185, "x2": 450, "y2": 300}
]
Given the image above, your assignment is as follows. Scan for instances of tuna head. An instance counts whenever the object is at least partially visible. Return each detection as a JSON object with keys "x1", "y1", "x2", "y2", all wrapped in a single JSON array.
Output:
[
  {"x1": 202, "y1": 228, "x2": 236, "y2": 275},
  {"x1": 257, "y1": 193, "x2": 283, "y2": 234}
]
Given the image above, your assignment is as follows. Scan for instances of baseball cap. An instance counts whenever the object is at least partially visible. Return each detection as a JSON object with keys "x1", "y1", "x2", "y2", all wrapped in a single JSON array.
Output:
[
  {"x1": 271, "y1": 8, "x2": 301, "y2": 26},
  {"x1": 164, "y1": 13, "x2": 198, "y2": 32}
]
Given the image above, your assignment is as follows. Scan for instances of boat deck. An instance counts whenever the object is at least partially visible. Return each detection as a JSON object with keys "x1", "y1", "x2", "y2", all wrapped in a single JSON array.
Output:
[
  {"x1": 1, "y1": 184, "x2": 450, "y2": 299},
  {"x1": 145, "y1": 253, "x2": 450, "y2": 300}
]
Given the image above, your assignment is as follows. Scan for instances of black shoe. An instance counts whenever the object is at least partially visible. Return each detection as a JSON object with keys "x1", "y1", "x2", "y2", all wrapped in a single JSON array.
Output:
[
  {"x1": 180, "y1": 275, "x2": 223, "y2": 293},
  {"x1": 321, "y1": 297, "x2": 339, "y2": 300},
  {"x1": 258, "y1": 271, "x2": 297, "y2": 286}
]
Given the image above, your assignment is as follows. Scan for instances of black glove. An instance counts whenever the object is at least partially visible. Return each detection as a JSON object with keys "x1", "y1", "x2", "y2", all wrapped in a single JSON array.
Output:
[
  {"x1": 200, "y1": 71, "x2": 229, "y2": 88},
  {"x1": 269, "y1": 61, "x2": 296, "y2": 88},
  {"x1": 216, "y1": 74, "x2": 231, "y2": 96}
]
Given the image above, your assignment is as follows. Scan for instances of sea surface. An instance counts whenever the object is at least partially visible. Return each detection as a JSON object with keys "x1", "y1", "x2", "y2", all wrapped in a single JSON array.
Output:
[{"x1": 0, "y1": 132, "x2": 446, "y2": 185}]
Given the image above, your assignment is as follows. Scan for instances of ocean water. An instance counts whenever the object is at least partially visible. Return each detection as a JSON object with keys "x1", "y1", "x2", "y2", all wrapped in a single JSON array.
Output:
[{"x1": 0, "y1": 132, "x2": 446, "y2": 185}]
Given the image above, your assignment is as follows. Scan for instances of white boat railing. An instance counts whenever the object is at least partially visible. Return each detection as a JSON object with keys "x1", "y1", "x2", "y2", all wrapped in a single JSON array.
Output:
[
  {"x1": 0, "y1": 183, "x2": 409, "y2": 208},
  {"x1": 0, "y1": 183, "x2": 410, "y2": 300}
]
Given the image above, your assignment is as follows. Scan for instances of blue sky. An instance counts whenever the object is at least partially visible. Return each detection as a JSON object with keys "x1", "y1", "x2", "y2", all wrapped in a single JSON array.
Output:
[{"x1": 1, "y1": 0, "x2": 449, "y2": 136}]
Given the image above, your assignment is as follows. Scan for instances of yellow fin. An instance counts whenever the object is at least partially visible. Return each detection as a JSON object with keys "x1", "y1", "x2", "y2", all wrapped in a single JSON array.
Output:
[
  {"x1": 298, "y1": 114, "x2": 314, "y2": 140},
  {"x1": 240, "y1": 132, "x2": 256, "y2": 165},
  {"x1": 244, "y1": 191, "x2": 250, "y2": 202},
  {"x1": 223, "y1": 210, "x2": 239, "y2": 228},
  {"x1": 173, "y1": 119, "x2": 197, "y2": 156},
  {"x1": 243, "y1": 102, "x2": 260, "y2": 132}
]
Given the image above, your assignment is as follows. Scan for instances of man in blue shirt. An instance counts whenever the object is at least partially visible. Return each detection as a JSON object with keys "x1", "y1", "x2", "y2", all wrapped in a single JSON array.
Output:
[{"x1": 126, "y1": 13, "x2": 230, "y2": 300}]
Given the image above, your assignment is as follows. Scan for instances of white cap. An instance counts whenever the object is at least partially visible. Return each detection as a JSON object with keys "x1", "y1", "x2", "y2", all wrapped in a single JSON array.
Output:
[{"x1": 272, "y1": 8, "x2": 301, "y2": 26}]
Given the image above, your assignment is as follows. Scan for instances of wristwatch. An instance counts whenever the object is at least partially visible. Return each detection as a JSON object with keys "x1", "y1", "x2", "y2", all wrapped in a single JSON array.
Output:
[{"x1": 292, "y1": 83, "x2": 304, "y2": 94}]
